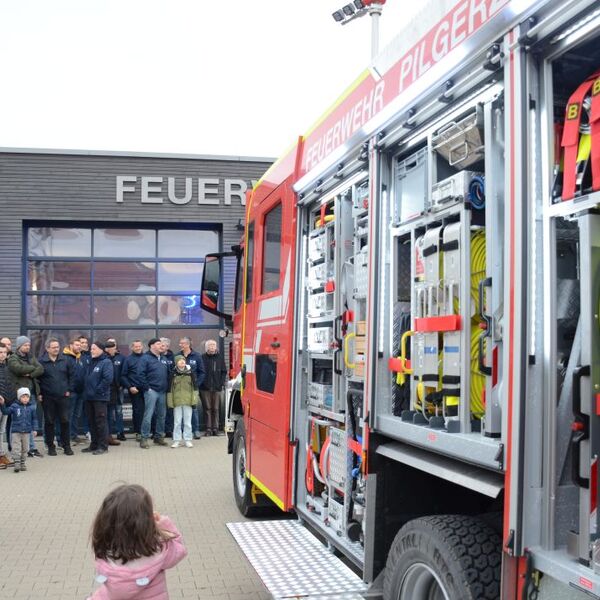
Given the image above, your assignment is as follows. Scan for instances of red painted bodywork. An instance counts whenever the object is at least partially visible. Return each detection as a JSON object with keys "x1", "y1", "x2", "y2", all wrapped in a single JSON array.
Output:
[{"x1": 229, "y1": 3, "x2": 541, "y2": 597}]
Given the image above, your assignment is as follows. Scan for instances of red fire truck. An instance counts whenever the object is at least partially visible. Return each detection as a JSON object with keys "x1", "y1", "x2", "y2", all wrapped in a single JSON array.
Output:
[{"x1": 200, "y1": 0, "x2": 600, "y2": 597}]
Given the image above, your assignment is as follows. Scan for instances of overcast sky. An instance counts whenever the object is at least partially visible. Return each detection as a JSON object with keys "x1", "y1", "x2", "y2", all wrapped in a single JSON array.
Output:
[{"x1": 0, "y1": 0, "x2": 420, "y2": 159}]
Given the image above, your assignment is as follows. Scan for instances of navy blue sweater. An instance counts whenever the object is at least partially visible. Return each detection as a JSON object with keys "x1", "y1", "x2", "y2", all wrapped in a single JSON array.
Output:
[
  {"x1": 181, "y1": 350, "x2": 206, "y2": 388},
  {"x1": 120, "y1": 352, "x2": 145, "y2": 389},
  {"x1": 83, "y1": 355, "x2": 114, "y2": 402},
  {"x1": 138, "y1": 351, "x2": 170, "y2": 393}
]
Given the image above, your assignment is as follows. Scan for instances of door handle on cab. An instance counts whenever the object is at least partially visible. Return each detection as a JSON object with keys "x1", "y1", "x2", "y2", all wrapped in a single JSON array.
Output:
[{"x1": 270, "y1": 341, "x2": 281, "y2": 348}]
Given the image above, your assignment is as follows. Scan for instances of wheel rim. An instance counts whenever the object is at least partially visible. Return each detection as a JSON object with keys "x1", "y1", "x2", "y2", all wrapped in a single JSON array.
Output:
[
  {"x1": 397, "y1": 562, "x2": 450, "y2": 600},
  {"x1": 235, "y1": 436, "x2": 247, "y2": 498}
]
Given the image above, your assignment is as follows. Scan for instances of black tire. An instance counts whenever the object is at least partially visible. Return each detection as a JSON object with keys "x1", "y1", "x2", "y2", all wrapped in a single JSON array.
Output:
[
  {"x1": 383, "y1": 515, "x2": 501, "y2": 600},
  {"x1": 232, "y1": 419, "x2": 259, "y2": 517}
]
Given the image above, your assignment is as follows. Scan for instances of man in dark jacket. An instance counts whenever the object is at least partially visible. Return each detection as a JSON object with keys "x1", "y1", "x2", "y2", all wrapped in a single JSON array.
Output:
[
  {"x1": 38, "y1": 338, "x2": 75, "y2": 456},
  {"x1": 81, "y1": 341, "x2": 113, "y2": 455},
  {"x1": 120, "y1": 339, "x2": 145, "y2": 442},
  {"x1": 177, "y1": 336, "x2": 206, "y2": 438},
  {"x1": 8, "y1": 336, "x2": 44, "y2": 457},
  {"x1": 63, "y1": 336, "x2": 86, "y2": 444},
  {"x1": 200, "y1": 340, "x2": 227, "y2": 436},
  {"x1": 138, "y1": 338, "x2": 169, "y2": 449},
  {"x1": 105, "y1": 339, "x2": 125, "y2": 444}
]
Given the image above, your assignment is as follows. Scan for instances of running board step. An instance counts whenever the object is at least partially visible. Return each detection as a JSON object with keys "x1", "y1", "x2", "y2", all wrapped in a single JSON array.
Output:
[{"x1": 227, "y1": 520, "x2": 369, "y2": 599}]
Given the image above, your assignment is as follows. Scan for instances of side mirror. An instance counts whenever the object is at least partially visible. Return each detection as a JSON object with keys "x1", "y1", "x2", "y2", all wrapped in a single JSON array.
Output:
[{"x1": 200, "y1": 254, "x2": 232, "y2": 322}]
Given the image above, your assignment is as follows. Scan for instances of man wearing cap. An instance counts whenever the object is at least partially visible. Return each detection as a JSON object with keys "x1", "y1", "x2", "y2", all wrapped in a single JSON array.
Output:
[
  {"x1": 81, "y1": 341, "x2": 113, "y2": 455},
  {"x1": 138, "y1": 338, "x2": 169, "y2": 449},
  {"x1": 38, "y1": 337, "x2": 75, "y2": 456},
  {"x1": 8, "y1": 335, "x2": 44, "y2": 457}
]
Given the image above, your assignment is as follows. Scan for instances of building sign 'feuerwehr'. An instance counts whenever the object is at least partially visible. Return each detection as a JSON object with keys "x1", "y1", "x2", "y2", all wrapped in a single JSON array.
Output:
[{"x1": 116, "y1": 175, "x2": 257, "y2": 206}]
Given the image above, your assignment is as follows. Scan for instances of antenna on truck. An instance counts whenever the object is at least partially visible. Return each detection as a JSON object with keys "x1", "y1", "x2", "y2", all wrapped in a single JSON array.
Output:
[{"x1": 331, "y1": 0, "x2": 386, "y2": 60}]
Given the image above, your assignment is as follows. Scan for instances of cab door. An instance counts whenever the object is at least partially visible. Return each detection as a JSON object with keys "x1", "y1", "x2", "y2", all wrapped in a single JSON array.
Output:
[{"x1": 243, "y1": 182, "x2": 296, "y2": 510}]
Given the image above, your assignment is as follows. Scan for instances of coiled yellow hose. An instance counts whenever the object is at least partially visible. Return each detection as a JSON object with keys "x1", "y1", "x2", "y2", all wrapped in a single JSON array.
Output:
[{"x1": 470, "y1": 230, "x2": 486, "y2": 418}]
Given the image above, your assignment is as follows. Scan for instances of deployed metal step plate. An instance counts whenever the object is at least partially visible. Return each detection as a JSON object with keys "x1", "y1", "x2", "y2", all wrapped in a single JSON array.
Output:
[{"x1": 227, "y1": 520, "x2": 368, "y2": 599}]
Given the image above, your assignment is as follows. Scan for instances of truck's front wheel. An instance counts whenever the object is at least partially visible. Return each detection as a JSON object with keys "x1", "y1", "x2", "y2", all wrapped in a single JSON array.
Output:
[
  {"x1": 383, "y1": 515, "x2": 501, "y2": 600},
  {"x1": 232, "y1": 419, "x2": 259, "y2": 517}
]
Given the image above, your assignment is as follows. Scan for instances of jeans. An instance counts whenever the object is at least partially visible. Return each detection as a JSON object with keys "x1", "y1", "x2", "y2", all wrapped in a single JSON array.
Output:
[
  {"x1": 108, "y1": 391, "x2": 124, "y2": 435},
  {"x1": 30, "y1": 396, "x2": 41, "y2": 449},
  {"x1": 0, "y1": 414, "x2": 7, "y2": 456},
  {"x1": 69, "y1": 393, "x2": 85, "y2": 438},
  {"x1": 173, "y1": 405, "x2": 193, "y2": 442},
  {"x1": 141, "y1": 389, "x2": 166, "y2": 440},
  {"x1": 85, "y1": 401, "x2": 108, "y2": 451},
  {"x1": 165, "y1": 407, "x2": 174, "y2": 435},
  {"x1": 191, "y1": 405, "x2": 202, "y2": 434}
]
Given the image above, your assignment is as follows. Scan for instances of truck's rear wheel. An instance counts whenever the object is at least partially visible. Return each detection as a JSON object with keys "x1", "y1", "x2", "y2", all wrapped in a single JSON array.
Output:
[
  {"x1": 383, "y1": 515, "x2": 501, "y2": 600},
  {"x1": 232, "y1": 419, "x2": 259, "y2": 517}
]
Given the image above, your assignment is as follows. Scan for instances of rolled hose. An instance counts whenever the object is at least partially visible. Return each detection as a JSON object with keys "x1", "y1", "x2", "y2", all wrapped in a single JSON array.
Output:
[
  {"x1": 469, "y1": 175, "x2": 485, "y2": 210},
  {"x1": 413, "y1": 231, "x2": 486, "y2": 418}
]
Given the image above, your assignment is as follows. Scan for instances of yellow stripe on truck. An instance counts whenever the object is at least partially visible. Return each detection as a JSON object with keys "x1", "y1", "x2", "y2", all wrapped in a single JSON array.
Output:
[
  {"x1": 246, "y1": 471, "x2": 285, "y2": 511},
  {"x1": 303, "y1": 69, "x2": 371, "y2": 138}
]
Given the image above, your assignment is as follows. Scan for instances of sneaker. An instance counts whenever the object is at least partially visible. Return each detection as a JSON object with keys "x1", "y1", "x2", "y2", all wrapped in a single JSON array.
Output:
[
  {"x1": 14, "y1": 466, "x2": 20, "y2": 473},
  {"x1": 193, "y1": 432, "x2": 201, "y2": 440},
  {"x1": 0, "y1": 455, "x2": 13, "y2": 466},
  {"x1": 171, "y1": 441, "x2": 180, "y2": 448},
  {"x1": 153, "y1": 437, "x2": 168, "y2": 447},
  {"x1": 48, "y1": 446, "x2": 57, "y2": 456},
  {"x1": 81, "y1": 446, "x2": 97, "y2": 453},
  {"x1": 107, "y1": 436, "x2": 121, "y2": 446},
  {"x1": 72, "y1": 435, "x2": 85, "y2": 445},
  {"x1": 185, "y1": 441, "x2": 193, "y2": 448},
  {"x1": 64, "y1": 447, "x2": 74, "y2": 456},
  {"x1": 140, "y1": 439, "x2": 150, "y2": 449},
  {"x1": 28, "y1": 449, "x2": 43, "y2": 458},
  {"x1": 21, "y1": 463, "x2": 27, "y2": 471},
  {"x1": 135, "y1": 433, "x2": 142, "y2": 442},
  {"x1": 92, "y1": 449, "x2": 107, "y2": 455},
  {"x1": 117, "y1": 433, "x2": 127, "y2": 442}
]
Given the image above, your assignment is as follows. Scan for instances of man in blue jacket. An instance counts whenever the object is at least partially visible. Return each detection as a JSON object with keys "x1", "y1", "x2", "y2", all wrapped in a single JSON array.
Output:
[
  {"x1": 120, "y1": 339, "x2": 145, "y2": 442},
  {"x1": 138, "y1": 338, "x2": 169, "y2": 449},
  {"x1": 38, "y1": 338, "x2": 75, "y2": 456},
  {"x1": 81, "y1": 341, "x2": 113, "y2": 456}
]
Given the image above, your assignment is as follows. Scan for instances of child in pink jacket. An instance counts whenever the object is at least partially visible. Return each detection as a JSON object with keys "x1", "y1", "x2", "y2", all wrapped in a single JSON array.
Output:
[{"x1": 88, "y1": 484, "x2": 187, "y2": 600}]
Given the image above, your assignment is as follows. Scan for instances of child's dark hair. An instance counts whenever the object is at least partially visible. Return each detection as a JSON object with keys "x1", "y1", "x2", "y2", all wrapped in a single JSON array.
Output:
[{"x1": 92, "y1": 484, "x2": 164, "y2": 563}]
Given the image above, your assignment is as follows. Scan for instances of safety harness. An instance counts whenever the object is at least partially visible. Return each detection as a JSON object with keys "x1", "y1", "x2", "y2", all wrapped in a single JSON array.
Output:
[{"x1": 561, "y1": 69, "x2": 600, "y2": 200}]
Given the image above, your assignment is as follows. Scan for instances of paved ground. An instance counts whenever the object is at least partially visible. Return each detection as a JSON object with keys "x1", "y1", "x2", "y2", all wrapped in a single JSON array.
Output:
[{"x1": 0, "y1": 435, "x2": 270, "y2": 600}]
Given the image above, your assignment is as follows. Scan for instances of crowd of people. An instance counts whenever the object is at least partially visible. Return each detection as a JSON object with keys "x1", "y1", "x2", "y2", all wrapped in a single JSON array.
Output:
[{"x1": 0, "y1": 333, "x2": 228, "y2": 472}]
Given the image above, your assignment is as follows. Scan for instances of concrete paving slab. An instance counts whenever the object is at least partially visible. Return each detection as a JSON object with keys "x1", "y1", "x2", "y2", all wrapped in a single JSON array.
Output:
[{"x1": 0, "y1": 435, "x2": 270, "y2": 600}]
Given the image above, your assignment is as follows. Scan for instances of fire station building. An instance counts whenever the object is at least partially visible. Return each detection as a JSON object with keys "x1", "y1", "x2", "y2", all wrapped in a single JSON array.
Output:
[{"x1": 0, "y1": 148, "x2": 272, "y2": 354}]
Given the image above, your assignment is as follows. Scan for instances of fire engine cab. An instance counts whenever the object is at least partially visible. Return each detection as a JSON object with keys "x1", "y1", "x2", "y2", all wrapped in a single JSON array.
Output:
[{"x1": 201, "y1": 0, "x2": 600, "y2": 597}]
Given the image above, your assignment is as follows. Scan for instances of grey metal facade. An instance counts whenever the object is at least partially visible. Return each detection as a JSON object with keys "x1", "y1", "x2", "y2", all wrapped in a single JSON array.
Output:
[{"x1": 0, "y1": 149, "x2": 273, "y2": 340}]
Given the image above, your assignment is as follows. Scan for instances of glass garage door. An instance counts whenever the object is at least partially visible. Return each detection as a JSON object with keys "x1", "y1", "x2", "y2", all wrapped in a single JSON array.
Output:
[{"x1": 25, "y1": 225, "x2": 221, "y2": 355}]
